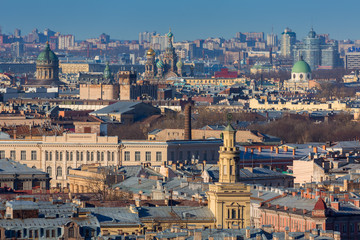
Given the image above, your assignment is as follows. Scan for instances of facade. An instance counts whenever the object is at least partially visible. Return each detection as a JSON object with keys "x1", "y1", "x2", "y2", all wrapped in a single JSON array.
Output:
[
  {"x1": 345, "y1": 51, "x2": 360, "y2": 70},
  {"x1": 283, "y1": 59, "x2": 311, "y2": 92},
  {"x1": 281, "y1": 28, "x2": 296, "y2": 57},
  {"x1": 0, "y1": 133, "x2": 222, "y2": 188},
  {"x1": 58, "y1": 34, "x2": 75, "y2": 50},
  {"x1": 207, "y1": 125, "x2": 251, "y2": 229},
  {"x1": 293, "y1": 28, "x2": 340, "y2": 70}
]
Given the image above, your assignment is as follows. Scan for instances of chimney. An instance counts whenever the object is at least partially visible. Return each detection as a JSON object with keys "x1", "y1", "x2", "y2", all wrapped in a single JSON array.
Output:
[
  {"x1": 135, "y1": 199, "x2": 141, "y2": 207},
  {"x1": 313, "y1": 147, "x2": 318, "y2": 154},
  {"x1": 172, "y1": 163, "x2": 177, "y2": 171},
  {"x1": 270, "y1": 146, "x2": 274, "y2": 152},
  {"x1": 292, "y1": 149, "x2": 296, "y2": 155},
  {"x1": 292, "y1": 207, "x2": 296, "y2": 212},
  {"x1": 354, "y1": 199, "x2": 360, "y2": 207},
  {"x1": 244, "y1": 147, "x2": 248, "y2": 153},
  {"x1": 251, "y1": 148, "x2": 254, "y2": 154},
  {"x1": 331, "y1": 202, "x2": 340, "y2": 211},
  {"x1": 284, "y1": 146, "x2": 288, "y2": 152},
  {"x1": 258, "y1": 147, "x2": 262, "y2": 153},
  {"x1": 275, "y1": 147, "x2": 279, "y2": 154},
  {"x1": 303, "y1": 209, "x2": 307, "y2": 214},
  {"x1": 322, "y1": 145, "x2": 326, "y2": 150},
  {"x1": 13, "y1": 129, "x2": 16, "y2": 140},
  {"x1": 184, "y1": 103, "x2": 192, "y2": 140},
  {"x1": 285, "y1": 226, "x2": 289, "y2": 240},
  {"x1": 138, "y1": 178, "x2": 141, "y2": 185},
  {"x1": 245, "y1": 227, "x2": 251, "y2": 238},
  {"x1": 284, "y1": 206, "x2": 288, "y2": 211}
]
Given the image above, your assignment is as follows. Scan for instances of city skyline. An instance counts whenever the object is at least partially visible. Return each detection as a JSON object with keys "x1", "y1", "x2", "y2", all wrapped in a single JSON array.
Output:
[{"x1": 1, "y1": 0, "x2": 359, "y2": 41}]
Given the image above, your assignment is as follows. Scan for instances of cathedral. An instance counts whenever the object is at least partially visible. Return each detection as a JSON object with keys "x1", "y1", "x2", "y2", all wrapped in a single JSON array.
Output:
[
  {"x1": 144, "y1": 30, "x2": 183, "y2": 81},
  {"x1": 26, "y1": 42, "x2": 63, "y2": 87}
]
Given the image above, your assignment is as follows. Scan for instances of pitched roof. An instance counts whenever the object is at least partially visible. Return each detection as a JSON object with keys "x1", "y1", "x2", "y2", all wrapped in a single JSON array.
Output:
[{"x1": 313, "y1": 197, "x2": 327, "y2": 211}]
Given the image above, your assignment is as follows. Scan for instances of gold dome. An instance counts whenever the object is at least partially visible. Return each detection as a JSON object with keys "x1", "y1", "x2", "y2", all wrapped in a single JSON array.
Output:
[{"x1": 146, "y1": 48, "x2": 155, "y2": 56}]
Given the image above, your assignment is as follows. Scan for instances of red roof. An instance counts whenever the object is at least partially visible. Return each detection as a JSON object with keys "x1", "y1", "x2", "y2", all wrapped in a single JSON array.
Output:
[{"x1": 313, "y1": 197, "x2": 327, "y2": 210}]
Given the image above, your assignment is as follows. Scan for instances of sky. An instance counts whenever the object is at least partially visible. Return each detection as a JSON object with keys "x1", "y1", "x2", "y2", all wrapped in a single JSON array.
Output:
[{"x1": 0, "y1": 0, "x2": 359, "y2": 41}]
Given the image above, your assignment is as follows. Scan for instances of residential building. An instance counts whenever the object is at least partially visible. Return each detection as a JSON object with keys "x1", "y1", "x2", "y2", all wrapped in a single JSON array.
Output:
[{"x1": 281, "y1": 28, "x2": 296, "y2": 57}]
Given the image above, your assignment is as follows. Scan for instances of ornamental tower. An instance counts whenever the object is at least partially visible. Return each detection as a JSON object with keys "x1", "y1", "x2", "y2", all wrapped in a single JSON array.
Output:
[
  {"x1": 207, "y1": 123, "x2": 251, "y2": 229},
  {"x1": 144, "y1": 48, "x2": 156, "y2": 80}
]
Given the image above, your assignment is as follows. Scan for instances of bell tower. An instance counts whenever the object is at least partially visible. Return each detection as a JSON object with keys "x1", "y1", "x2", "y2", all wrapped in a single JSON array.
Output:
[{"x1": 207, "y1": 123, "x2": 251, "y2": 229}]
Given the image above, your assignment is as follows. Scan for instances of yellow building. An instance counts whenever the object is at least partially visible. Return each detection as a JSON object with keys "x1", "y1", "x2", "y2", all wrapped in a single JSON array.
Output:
[
  {"x1": 206, "y1": 124, "x2": 251, "y2": 229},
  {"x1": 181, "y1": 77, "x2": 246, "y2": 86}
]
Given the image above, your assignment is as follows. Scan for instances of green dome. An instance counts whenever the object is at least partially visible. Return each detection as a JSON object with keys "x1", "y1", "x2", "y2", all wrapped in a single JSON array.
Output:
[
  {"x1": 156, "y1": 59, "x2": 164, "y2": 69},
  {"x1": 37, "y1": 42, "x2": 58, "y2": 63},
  {"x1": 167, "y1": 31, "x2": 173, "y2": 38},
  {"x1": 103, "y1": 62, "x2": 111, "y2": 80},
  {"x1": 292, "y1": 60, "x2": 311, "y2": 73}
]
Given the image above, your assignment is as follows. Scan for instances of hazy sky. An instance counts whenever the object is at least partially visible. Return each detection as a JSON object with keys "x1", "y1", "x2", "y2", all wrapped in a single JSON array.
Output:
[{"x1": 1, "y1": 0, "x2": 358, "y2": 41}]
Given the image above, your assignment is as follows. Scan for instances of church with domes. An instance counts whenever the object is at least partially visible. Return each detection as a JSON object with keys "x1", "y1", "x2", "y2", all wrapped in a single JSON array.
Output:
[
  {"x1": 283, "y1": 58, "x2": 312, "y2": 92},
  {"x1": 26, "y1": 42, "x2": 63, "y2": 87},
  {"x1": 144, "y1": 30, "x2": 183, "y2": 81}
]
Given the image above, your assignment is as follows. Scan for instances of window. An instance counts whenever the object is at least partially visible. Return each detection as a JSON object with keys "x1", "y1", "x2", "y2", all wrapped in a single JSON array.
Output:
[
  {"x1": 47, "y1": 166, "x2": 52, "y2": 177},
  {"x1": 49, "y1": 152, "x2": 52, "y2": 161},
  {"x1": 70, "y1": 152, "x2": 73, "y2": 161},
  {"x1": 56, "y1": 166, "x2": 62, "y2": 177},
  {"x1": 170, "y1": 151, "x2": 174, "y2": 161},
  {"x1": 80, "y1": 152, "x2": 83, "y2": 161},
  {"x1": 55, "y1": 151, "x2": 59, "y2": 161},
  {"x1": 60, "y1": 152, "x2": 63, "y2": 161},
  {"x1": 135, "y1": 151, "x2": 140, "y2": 161},
  {"x1": 31, "y1": 151, "x2": 37, "y2": 160},
  {"x1": 0, "y1": 151, "x2": 4, "y2": 159},
  {"x1": 10, "y1": 150, "x2": 15, "y2": 160},
  {"x1": 343, "y1": 223, "x2": 347, "y2": 233},
  {"x1": 101, "y1": 152, "x2": 104, "y2": 161},
  {"x1": 350, "y1": 223, "x2": 354, "y2": 232},
  {"x1": 124, "y1": 151, "x2": 130, "y2": 161},
  {"x1": 91, "y1": 152, "x2": 94, "y2": 161},
  {"x1": 146, "y1": 152, "x2": 151, "y2": 161},
  {"x1": 21, "y1": 151, "x2": 26, "y2": 160},
  {"x1": 112, "y1": 152, "x2": 114, "y2": 161},
  {"x1": 66, "y1": 151, "x2": 69, "y2": 161},
  {"x1": 87, "y1": 151, "x2": 90, "y2": 161},
  {"x1": 232, "y1": 209, "x2": 236, "y2": 219},
  {"x1": 68, "y1": 227, "x2": 74, "y2": 238},
  {"x1": 107, "y1": 151, "x2": 111, "y2": 161},
  {"x1": 45, "y1": 151, "x2": 49, "y2": 161},
  {"x1": 156, "y1": 152, "x2": 162, "y2": 162},
  {"x1": 179, "y1": 151, "x2": 183, "y2": 161},
  {"x1": 187, "y1": 151, "x2": 191, "y2": 160},
  {"x1": 97, "y1": 151, "x2": 100, "y2": 161},
  {"x1": 76, "y1": 151, "x2": 79, "y2": 161},
  {"x1": 203, "y1": 151, "x2": 207, "y2": 161}
]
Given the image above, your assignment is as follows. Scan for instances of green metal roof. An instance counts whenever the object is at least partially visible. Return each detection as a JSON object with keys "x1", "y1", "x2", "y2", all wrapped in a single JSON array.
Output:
[
  {"x1": 36, "y1": 43, "x2": 58, "y2": 63},
  {"x1": 292, "y1": 60, "x2": 311, "y2": 73}
]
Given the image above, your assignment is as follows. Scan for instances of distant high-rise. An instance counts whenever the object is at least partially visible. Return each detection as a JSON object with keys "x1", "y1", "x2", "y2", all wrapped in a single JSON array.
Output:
[
  {"x1": 293, "y1": 28, "x2": 340, "y2": 70},
  {"x1": 281, "y1": 28, "x2": 296, "y2": 57},
  {"x1": 267, "y1": 33, "x2": 278, "y2": 47},
  {"x1": 14, "y1": 29, "x2": 21, "y2": 38},
  {"x1": 58, "y1": 35, "x2": 75, "y2": 50},
  {"x1": 139, "y1": 31, "x2": 156, "y2": 44}
]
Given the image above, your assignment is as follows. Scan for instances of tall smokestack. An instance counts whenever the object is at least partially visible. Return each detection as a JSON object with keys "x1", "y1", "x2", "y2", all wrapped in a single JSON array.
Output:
[{"x1": 184, "y1": 103, "x2": 192, "y2": 140}]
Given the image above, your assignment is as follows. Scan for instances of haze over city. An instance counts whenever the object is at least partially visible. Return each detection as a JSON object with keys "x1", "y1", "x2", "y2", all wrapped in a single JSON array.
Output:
[{"x1": 1, "y1": 0, "x2": 359, "y2": 41}]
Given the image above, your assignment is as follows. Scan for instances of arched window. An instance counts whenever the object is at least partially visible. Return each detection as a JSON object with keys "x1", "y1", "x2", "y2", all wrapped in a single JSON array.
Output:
[
  {"x1": 47, "y1": 166, "x2": 52, "y2": 177},
  {"x1": 68, "y1": 227, "x2": 75, "y2": 238},
  {"x1": 57, "y1": 166, "x2": 62, "y2": 177}
]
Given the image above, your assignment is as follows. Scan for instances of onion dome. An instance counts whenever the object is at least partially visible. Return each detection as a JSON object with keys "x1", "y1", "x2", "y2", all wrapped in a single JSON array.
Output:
[
  {"x1": 37, "y1": 42, "x2": 58, "y2": 64},
  {"x1": 103, "y1": 62, "x2": 111, "y2": 80},
  {"x1": 167, "y1": 30, "x2": 173, "y2": 38},
  {"x1": 156, "y1": 59, "x2": 164, "y2": 69},
  {"x1": 146, "y1": 48, "x2": 155, "y2": 56},
  {"x1": 292, "y1": 59, "x2": 311, "y2": 73},
  {"x1": 176, "y1": 59, "x2": 183, "y2": 69}
]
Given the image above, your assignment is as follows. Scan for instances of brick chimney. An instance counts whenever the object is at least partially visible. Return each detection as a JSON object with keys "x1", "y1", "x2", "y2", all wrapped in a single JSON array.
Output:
[
  {"x1": 292, "y1": 149, "x2": 296, "y2": 155},
  {"x1": 313, "y1": 147, "x2": 318, "y2": 154},
  {"x1": 184, "y1": 103, "x2": 192, "y2": 140},
  {"x1": 275, "y1": 147, "x2": 279, "y2": 154},
  {"x1": 331, "y1": 202, "x2": 340, "y2": 211}
]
